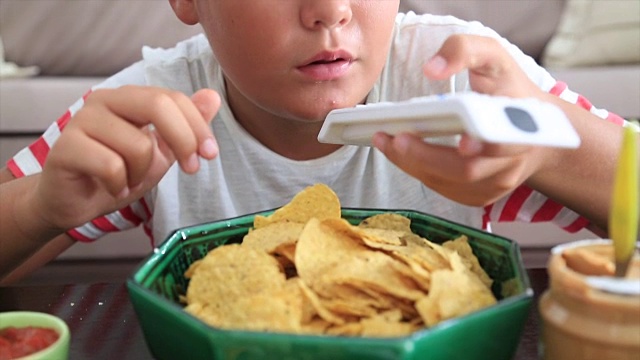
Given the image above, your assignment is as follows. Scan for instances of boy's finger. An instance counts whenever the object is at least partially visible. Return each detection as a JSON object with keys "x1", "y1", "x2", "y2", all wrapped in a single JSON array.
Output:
[
  {"x1": 51, "y1": 131, "x2": 128, "y2": 197},
  {"x1": 458, "y1": 134, "x2": 531, "y2": 158},
  {"x1": 423, "y1": 34, "x2": 539, "y2": 97},
  {"x1": 423, "y1": 34, "x2": 509, "y2": 80},
  {"x1": 76, "y1": 107, "x2": 154, "y2": 187},
  {"x1": 375, "y1": 133, "x2": 460, "y2": 180},
  {"x1": 190, "y1": 89, "x2": 221, "y2": 159},
  {"x1": 162, "y1": 89, "x2": 218, "y2": 168},
  {"x1": 89, "y1": 87, "x2": 204, "y2": 173},
  {"x1": 375, "y1": 132, "x2": 519, "y2": 183}
]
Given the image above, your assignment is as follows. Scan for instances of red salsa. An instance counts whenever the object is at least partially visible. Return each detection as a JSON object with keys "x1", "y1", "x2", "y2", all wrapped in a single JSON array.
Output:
[{"x1": 0, "y1": 326, "x2": 59, "y2": 360}]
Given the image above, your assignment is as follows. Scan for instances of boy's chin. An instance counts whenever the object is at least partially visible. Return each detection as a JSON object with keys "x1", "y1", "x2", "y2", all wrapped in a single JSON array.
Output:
[
  {"x1": 284, "y1": 105, "x2": 346, "y2": 124},
  {"x1": 285, "y1": 97, "x2": 363, "y2": 122},
  {"x1": 283, "y1": 111, "x2": 332, "y2": 124}
]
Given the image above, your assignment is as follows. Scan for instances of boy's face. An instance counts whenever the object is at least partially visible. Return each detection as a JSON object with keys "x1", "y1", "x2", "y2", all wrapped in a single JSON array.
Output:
[{"x1": 173, "y1": 0, "x2": 400, "y2": 122}]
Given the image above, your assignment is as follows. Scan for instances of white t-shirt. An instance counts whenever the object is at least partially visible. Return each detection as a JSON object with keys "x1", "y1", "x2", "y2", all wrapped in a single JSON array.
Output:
[{"x1": 10, "y1": 13, "x2": 617, "y2": 244}]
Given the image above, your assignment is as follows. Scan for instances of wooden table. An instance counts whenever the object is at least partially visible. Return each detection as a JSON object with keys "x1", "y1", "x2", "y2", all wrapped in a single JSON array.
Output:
[{"x1": 0, "y1": 268, "x2": 548, "y2": 359}]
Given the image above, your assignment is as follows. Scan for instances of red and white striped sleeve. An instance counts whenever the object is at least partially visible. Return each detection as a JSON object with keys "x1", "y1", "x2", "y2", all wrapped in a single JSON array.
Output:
[
  {"x1": 483, "y1": 81, "x2": 626, "y2": 233},
  {"x1": 6, "y1": 90, "x2": 153, "y2": 244}
]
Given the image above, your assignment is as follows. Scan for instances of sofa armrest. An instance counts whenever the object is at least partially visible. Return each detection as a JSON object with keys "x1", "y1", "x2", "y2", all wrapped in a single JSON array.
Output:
[{"x1": 0, "y1": 77, "x2": 105, "y2": 132}]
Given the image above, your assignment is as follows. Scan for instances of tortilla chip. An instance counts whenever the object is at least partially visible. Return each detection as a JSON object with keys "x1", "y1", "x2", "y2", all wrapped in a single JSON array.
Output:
[{"x1": 253, "y1": 184, "x2": 341, "y2": 228}]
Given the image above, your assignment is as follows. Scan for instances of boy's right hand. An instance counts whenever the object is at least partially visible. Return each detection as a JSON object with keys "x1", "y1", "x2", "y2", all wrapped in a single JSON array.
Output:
[{"x1": 32, "y1": 86, "x2": 221, "y2": 231}]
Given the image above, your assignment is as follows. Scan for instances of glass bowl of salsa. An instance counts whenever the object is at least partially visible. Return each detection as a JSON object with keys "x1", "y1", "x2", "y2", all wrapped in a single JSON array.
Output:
[{"x1": 0, "y1": 311, "x2": 69, "y2": 360}]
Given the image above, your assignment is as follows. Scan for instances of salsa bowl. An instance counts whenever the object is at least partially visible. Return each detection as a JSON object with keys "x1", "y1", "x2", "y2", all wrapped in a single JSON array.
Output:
[{"x1": 0, "y1": 311, "x2": 70, "y2": 360}]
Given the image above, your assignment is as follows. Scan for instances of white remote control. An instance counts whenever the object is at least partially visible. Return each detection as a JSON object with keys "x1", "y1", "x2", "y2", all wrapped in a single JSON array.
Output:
[{"x1": 318, "y1": 93, "x2": 581, "y2": 148}]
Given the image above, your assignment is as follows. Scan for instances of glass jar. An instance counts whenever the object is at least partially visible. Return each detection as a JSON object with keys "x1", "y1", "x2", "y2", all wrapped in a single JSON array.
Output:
[{"x1": 539, "y1": 240, "x2": 640, "y2": 360}]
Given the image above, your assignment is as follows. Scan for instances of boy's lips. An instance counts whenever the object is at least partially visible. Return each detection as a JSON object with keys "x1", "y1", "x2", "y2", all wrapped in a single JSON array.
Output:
[{"x1": 297, "y1": 50, "x2": 354, "y2": 81}]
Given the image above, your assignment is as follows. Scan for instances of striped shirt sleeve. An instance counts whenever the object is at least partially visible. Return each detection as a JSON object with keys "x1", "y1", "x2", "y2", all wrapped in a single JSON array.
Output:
[
  {"x1": 7, "y1": 89, "x2": 153, "y2": 244},
  {"x1": 484, "y1": 81, "x2": 626, "y2": 233}
]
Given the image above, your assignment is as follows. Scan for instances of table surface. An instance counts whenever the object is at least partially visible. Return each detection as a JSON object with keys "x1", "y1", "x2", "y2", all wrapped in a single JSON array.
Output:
[{"x1": 0, "y1": 268, "x2": 548, "y2": 360}]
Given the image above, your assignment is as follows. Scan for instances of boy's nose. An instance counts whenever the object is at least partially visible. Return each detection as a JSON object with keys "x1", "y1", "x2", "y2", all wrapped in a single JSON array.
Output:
[{"x1": 300, "y1": 0, "x2": 353, "y2": 30}]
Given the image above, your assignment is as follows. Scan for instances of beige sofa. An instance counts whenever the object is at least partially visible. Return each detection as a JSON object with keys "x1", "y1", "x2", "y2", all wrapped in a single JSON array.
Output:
[{"x1": 1, "y1": 0, "x2": 638, "y2": 266}]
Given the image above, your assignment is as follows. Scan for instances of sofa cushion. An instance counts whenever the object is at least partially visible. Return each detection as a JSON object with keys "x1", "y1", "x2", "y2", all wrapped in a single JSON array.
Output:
[
  {"x1": 541, "y1": 0, "x2": 640, "y2": 67},
  {"x1": 0, "y1": 0, "x2": 202, "y2": 76},
  {"x1": 398, "y1": 0, "x2": 565, "y2": 61}
]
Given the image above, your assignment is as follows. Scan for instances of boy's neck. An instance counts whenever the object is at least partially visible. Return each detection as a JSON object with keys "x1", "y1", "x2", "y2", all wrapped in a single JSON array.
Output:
[
  {"x1": 226, "y1": 90, "x2": 342, "y2": 161},
  {"x1": 243, "y1": 118, "x2": 343, "y2": 160}
]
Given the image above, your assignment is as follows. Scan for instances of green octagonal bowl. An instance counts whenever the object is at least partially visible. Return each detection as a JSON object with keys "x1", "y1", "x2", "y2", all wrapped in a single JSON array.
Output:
[{"x1": 127, "y1": 208, "x2": 533, "y2": 360}]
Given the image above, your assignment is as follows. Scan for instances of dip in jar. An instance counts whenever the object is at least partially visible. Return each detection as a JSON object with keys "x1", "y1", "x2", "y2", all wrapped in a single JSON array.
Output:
[{"x1": 539, "y1": 239, "x2": 640, "y2": 360}]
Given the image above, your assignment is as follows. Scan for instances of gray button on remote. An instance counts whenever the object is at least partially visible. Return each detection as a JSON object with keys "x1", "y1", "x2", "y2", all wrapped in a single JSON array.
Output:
[{"x1": 505, "y1": 107, "x2": 538, "y2": 133}]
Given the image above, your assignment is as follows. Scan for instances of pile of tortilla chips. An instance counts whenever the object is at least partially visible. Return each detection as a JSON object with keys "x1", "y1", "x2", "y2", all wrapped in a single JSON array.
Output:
[{"x1": 183, "y1": 184, "x2": 497, "y2": 337}]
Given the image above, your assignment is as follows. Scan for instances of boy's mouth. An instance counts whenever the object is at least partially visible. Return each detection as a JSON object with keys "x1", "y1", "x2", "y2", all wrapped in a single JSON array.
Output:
[
  {"x1": 311, "y1": 58, "x2": 345, "y2": 65},
  {"x1": 298, "y1": 50, "x2": 354, "y2": 81},
  {"x1": 302, "y1": 50, "x2": 354, "y2": 66}
]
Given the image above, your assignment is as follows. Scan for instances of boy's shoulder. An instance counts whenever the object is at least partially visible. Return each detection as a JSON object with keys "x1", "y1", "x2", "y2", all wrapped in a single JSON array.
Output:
[
  {"x1": 95, "y1": 33, "x2": 216, "y2": 93},
  {"x1": 141, "y1": 33, "x2": 212, "y2": 66},
  {"x1": 395, "y1": 11, "x2": 496, "y2": 38},
  {"x1": 397, "y1": 11, "x2": 469, "y2": 26}
]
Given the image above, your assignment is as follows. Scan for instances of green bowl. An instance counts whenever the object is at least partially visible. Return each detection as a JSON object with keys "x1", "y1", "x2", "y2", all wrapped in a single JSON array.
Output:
[
  {"x1": 127, "y1": 209, "x2": 533, "y2": 360},
  {"x1": 0, "y1": 311, "x2": 70, "y2": 360}
]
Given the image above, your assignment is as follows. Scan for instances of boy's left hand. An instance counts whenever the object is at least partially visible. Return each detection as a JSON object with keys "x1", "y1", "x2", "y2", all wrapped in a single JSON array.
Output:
[{"x1": 372, "y1": 34, "x2": 554, "y2": 206}]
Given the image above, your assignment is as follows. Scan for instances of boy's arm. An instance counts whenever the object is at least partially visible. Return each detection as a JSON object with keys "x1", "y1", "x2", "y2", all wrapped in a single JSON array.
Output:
[
  {"x1": 1, "y1": 87, "x2": 221, "y2": 283},
  {"x1": 0, "y1": 232, "x2": 75, "y2": 285},
  {"x1": 373, "y1": 34, "x2": 626, "y2": 233},
  {"x1": 0, "y1": 167, "x2": 75, "y2": 283},
  {"x1": 523, "y1": 92, "x2": 623, "y2": 231}
]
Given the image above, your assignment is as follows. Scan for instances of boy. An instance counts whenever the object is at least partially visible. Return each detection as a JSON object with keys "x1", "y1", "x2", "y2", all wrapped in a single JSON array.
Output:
[{"x1": 0, "y1": 0, "x2": 628, "y2": 282}]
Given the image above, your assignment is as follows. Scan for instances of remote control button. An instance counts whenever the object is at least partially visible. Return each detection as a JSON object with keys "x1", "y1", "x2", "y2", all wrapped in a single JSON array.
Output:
[{"x1": 504, "y1": 107, "x2": 538, "y2": 133}]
